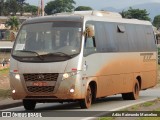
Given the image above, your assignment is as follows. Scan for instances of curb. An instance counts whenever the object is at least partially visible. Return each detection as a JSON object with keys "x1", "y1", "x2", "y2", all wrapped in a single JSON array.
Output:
[
  {"x1": 81, "y1": 97, "x2": 158, "y2": 120},
  {"x1": 0, "y1": 99, "x2": 22, "y2": 110}
]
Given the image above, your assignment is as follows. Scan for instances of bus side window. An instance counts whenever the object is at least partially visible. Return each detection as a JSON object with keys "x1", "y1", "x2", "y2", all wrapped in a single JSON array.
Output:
[{"x1": 84, "y1": 36, "x2": 96, "y2": 56}]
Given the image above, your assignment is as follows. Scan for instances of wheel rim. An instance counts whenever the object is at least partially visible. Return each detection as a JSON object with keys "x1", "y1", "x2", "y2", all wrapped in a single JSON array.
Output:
[
  {"x1": 86, "y1": 86, "x2": 92, "y2": 105},
  {"x1": 134, "y1": 83, "x2": 139, "y2": 97}
]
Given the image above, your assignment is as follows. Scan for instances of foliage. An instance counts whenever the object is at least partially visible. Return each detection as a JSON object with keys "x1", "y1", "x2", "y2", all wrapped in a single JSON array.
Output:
[
  {"x1": 3, "y1": 0, "x2": 19, "y2": 16},
  {"x1": 153, "y1": 15, "x2": 160, "y2": 29},
  {"x1": 120, "y1": 7, "x2": 151, "y2": 21},
  {"x1": 0, "y1": 0, "x2": 4, "y2": 16},
  {"x1": 75, "y1": 6, "x2": 93, "y2": 11},
  {"x1": 17, "y1": 0, "x2": 26, "y2": 16},
  {"x1": 24, "y1": 4, "x2": 38, "y2": 15},
  {"x1": 45, "y1": 0, "x2": 76, "y2": 15},
  {"x1": 5, "y1": 16, "x2": 20, "y2": 31},
  {"x1": 0, "y1": 0, "x2": 37, "y2": 16}
]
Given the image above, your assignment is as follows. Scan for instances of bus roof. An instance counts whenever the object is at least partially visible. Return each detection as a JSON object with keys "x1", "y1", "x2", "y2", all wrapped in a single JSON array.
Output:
[{"x1": 24, "y1": 11, "x2": 152, "y2": 26}]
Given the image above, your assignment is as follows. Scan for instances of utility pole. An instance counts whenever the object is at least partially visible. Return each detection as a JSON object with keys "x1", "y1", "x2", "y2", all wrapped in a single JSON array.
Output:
[
  {"x1": 38, "y1": 0, "x2": 44, "y2": 16},
  {"x1": 41, "y1": 0, "x2": 44, "y2": 16},
  {"x1": 38, "y1": 0, "x2": 40, "y2": 16}
]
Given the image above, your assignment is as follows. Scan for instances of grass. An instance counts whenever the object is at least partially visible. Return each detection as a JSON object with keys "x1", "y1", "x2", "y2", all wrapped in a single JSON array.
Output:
[
  {"x1": 0, "y1": 89, "x2": 11, "y2": 98},
  {"x1": 155, "y1": 108, "x2": 160, "y2": 111},
  {"x1": 131, "y1": 105, "x2": 140, "y2": 111},
  {"x1": 139, "y1": 118, "x2": 160, "y2": 120},
  {"x1": 0, "y1": 68, "x2": 9, "y2": 75},
  {"x1": 99, "y1": 117, "x2": 115, "y2": 120},
  {"x1": 100, "y1": 99, "x2": 160, "y2": 120},
  {"x1": 154, "y1": 108, "x2": 160, "y2": 111},
  {"x1": 142, "y1": 101, "x2": 155, "y2": 107}
]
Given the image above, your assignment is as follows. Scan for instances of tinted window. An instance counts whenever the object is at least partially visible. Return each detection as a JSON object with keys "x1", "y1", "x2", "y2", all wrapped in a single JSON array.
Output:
[
  {"x1": 125, "y1": 24, "x2": 138, "y2": 51},
  {"x1": 85, "y1": 21, "x2": 156, "y2": 53},
  {"x1": 135, "y1": 25, "x2": 147, "y2": 51},
  {"x1": 145, "y1": 26, "x2": 157, "y2": 51},
  {"x1": 103, "y1": 23, "x2": 118, "y2": 52},
  {"x1": 116, "y1": 24, "x2": 129, "y2": 52}
]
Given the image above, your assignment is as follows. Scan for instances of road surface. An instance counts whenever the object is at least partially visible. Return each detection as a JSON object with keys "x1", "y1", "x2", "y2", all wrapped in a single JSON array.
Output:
[{"x1": 1, "y1": 87, "x2": 160, "y2": 120}]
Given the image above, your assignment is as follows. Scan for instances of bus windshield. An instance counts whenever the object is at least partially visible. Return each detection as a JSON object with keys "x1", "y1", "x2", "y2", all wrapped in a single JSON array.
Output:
[{"x1": 12, "y1": 21, "x2": 82, "y2": 62}]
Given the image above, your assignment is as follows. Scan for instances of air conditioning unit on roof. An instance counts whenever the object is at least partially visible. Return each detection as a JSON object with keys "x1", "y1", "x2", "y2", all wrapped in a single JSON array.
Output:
[
  {"x1": 74, "y1": 10, "x2": 122, "y2": 18},
  {"x1": 53, "y1": 10, "x2": 122, "y2": 18}
]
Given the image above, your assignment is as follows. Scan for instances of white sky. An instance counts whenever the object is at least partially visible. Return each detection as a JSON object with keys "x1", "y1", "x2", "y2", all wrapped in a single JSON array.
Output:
[{"x1": 26, "y1": 0, "x2": 160, "y2": 9}]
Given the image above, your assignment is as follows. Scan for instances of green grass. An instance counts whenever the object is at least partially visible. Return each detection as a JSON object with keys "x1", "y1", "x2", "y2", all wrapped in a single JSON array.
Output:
[
  {"x1": 139, "y1": 117, "x2": 160, "y2": 120},
  {"x1": 0, "y1": 68, "x2": 9, "y2": 75},
  {"x1": 154, "y1": 108, "x2": 160, "y2": 111},
  {"x1": 0, "y1": 89, "x2": 11, "y2": 98},
  {"x1": 142, "y1": 101, "x2": 155, "y2": 107},
  {"x1": 131, "y1": 105, "x2": 140, "y2": 111},
  {"x1": 99, "y1": 117, "x2": 115, "y2": 120}
]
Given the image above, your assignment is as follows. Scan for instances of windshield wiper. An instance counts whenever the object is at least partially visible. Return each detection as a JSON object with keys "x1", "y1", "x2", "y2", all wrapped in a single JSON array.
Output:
[
  {"x1": 17, "y1": 50, "x2": 44, "y2": 60},
  {"x1": 43, "y1": 52, "x2": 72, "y2": 58}
]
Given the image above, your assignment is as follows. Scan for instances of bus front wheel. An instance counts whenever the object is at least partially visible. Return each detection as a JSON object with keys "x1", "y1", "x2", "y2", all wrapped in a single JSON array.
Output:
[
  {"x1": 122, "y1": 80, "x2": 140, "y2": 100},
  {"x1": 79, "y1": 85, "x2": 92, "y2": 109},
  {"x1": 23, "y1": 99, "x2": 36, "y2": 110}
]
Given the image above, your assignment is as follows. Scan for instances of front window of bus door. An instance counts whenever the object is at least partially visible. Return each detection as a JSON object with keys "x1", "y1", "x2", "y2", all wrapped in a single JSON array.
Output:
[{"x1": 84, "y1": 36, "x2": 96, "y2": 56}]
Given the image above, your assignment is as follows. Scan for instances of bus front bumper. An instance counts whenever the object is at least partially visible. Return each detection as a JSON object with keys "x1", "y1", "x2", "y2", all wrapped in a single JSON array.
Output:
[{"x1": 9, "y1": 73, "x2": 83, "y2": 100}]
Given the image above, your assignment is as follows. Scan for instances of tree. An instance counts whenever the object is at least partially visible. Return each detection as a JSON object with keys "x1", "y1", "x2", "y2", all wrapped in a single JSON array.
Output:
[
  {"x1": 45, "y1": 0, "x2": 76, "y2": 15},
  {"x1": 2, "y1": 1, "x2": 9, "y2": 16},
  {"x1": 153, "y1": 15, "x2": 160, "y2": 29},
  {"x1": 17, "y1": 0, "x2": 26, "y2": 16},
  {"x1": 75, "y1": 6, "x2": 93, "y2": 11},
  {"x1": 120, "y1": 7, "x2": 151, "y2": 21},
  {"x1": 5, "y1": 16, "x2": 20, "y2": 31},
  {"x1": 0, "y1": 0, "x2": 4, "y2": 16},
  {"x1": 24, "y1": 4, "x2": 38, "y2": 15},
  {"x1": 3, "y1": 0, "x2": 19, "y2": 16}
]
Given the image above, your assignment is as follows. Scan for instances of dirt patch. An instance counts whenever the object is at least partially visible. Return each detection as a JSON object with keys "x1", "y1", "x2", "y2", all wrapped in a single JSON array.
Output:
[
  {"x1": 0, "y1": 75, "x2": 10, "y2": 90},
  {"x1": 0, "y1": 67, "x2": 10, "y2": 90}
]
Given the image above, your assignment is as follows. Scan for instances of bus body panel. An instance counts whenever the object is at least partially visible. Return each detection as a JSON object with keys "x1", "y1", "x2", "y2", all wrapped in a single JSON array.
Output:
[
  {"x1": 9, "y1": 12, "x2": 157, "y2": 106},
  {"x1": 10, "y1": 55, "x2": 84, "y2": 100},
  {"x1": 82, "y1": 52, "x2": 157, "y2": 98}
]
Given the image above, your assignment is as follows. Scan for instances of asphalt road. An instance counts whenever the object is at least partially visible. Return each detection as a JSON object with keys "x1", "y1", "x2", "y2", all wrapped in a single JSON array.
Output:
[{"x1": 1, "y1": 87, "x2": 160, "y2": 120}]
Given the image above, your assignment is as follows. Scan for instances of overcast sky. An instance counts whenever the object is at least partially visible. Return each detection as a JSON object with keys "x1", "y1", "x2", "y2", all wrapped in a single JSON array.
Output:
[{"x1": 26, "y1": 0, "x2": 160, "y2": 9}]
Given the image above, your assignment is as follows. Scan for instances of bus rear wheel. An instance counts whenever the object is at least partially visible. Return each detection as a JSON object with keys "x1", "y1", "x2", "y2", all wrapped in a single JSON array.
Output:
[
  {"x1": 79, "y1": 85, "x2": 92, "y2": 109},
  {"x1": 122, "y1": 80, "x2": 140, "y2": 100},
  {"x1": 23, "y1": 99, "x2": 36, "y2": 110}
]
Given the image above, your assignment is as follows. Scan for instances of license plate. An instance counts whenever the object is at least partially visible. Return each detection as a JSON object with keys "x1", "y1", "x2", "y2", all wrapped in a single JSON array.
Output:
[{"x1": 33, "y1": 82, "x2": 47, "y2": 86}]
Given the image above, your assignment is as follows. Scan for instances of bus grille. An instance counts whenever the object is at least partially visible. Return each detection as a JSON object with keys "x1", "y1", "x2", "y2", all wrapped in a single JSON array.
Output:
[
  {"x1": 27, "y1": 86, "x2": 54, "y2": 93},
  {"x1": 23, "y1": 73, "x2": 59, "y2": 81},
  {"x1": 23, "y1": 73, "x2": 59, "y2": 93}
]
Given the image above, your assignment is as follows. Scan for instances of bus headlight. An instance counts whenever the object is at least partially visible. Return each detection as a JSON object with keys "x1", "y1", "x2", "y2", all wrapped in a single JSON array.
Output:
[
  {"x1": 62, "y1": 71, "x2": 80, "y2": 80},
  {"x1": 12, "y1": 90, "x2": 16, "y2": 94},
  {"x1": 15, "y1": 74, "x2": 20, "y2": 80},
  {"x1": 63, "y1": 73, "x2": 70, "y2": 79}
]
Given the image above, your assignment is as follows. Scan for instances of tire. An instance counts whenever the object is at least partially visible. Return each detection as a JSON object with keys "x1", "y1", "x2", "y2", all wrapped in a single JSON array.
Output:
[
  {"x1": 23, "y1": 99, "x2": 36, "y2": 110},
  {"x1": 122, "y1": 80, "x2": 140, "y2": 100},
  {"x1": 79, "y1": 85, "x2": 92, "y2": 109}
]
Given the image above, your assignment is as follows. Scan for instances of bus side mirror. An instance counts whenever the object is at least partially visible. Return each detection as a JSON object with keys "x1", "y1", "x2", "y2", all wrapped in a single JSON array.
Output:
[{"x1": 85, "y1": 24, "x2": 95, "y2": 38}]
